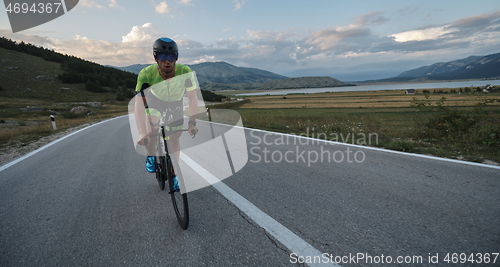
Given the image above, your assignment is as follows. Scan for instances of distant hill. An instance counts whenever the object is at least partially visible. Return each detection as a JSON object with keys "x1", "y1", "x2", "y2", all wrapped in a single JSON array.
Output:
[
  {"x1": 359, "y1": 52, "x2": 500, "y2": 83},
  {"x1": 112, "y1": 61, "x2": 354, "y2": 91},
  {"x1": 112, "y1": 61, "x2": 287, "y2": 84},
  {"x1": 397, "y1": 56, "x2": 482, "y2": 78},
  {"x1": 106, "y1": 64, "x2": 147, "y2": 75},
  {"x1": 442, "y1": 52, "x2": 500, "y2": 79},
  {"x1": 191, "y1": 62, "x2": 287, "y2": 84}
]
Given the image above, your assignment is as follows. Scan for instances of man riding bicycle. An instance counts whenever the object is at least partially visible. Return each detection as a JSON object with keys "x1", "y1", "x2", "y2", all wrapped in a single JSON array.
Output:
[{"x1": 134, "y1": 37, "x2": 199, "y2": 186}]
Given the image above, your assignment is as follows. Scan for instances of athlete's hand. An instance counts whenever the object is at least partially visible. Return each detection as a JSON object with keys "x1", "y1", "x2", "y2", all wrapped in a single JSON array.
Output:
[
  {"x1": 137, "y1": 134, "x2": 151, "y2": 146},
  {"x1": 188, "y1": 123, "x2": 198, "y2": 137}
]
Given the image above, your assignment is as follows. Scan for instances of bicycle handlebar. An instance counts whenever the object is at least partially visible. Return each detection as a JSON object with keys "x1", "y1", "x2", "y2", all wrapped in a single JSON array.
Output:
[{"x1": 144, "y1": 128, "x2": 197, "y2": 143}]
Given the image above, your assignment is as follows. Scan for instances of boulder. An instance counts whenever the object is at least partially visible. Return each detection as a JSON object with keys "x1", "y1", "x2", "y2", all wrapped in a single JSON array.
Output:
[{"x1": 70, "y1": 106, "x2": 93, "y2": 115}]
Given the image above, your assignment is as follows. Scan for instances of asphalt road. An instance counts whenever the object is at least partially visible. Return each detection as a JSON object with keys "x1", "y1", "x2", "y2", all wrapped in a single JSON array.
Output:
[{"x1": 1, "y1": 116, "x2": 499, "y2": 266}]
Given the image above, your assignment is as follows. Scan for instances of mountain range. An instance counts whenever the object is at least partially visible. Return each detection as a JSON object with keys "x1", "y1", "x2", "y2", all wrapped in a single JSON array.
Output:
[
  {"x1": 361, "y1": 52, "x2": 500, "y2": 83},
  {"x1": 113, "y1": 61, "x2": 287, "y2": 84},
  {"x1": 112, "y1": 61, "x2": 353, "y2": 90},
  {"x1": 112, "y1": 51, "x2": 500, "y2": 88}
]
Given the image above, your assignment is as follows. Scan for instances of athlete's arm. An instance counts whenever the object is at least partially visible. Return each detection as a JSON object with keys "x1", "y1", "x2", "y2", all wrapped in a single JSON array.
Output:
[
  {"x1": 134, "y1": 83, "x2": 155, "y2": 146},
  {"x1": 186, "y1": 89, "x2": 199, "y2": 136}
]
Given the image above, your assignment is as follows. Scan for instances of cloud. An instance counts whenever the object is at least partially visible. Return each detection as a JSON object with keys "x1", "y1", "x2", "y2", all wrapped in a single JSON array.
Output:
[
  {"x1": 451, "y1": 11, "x2": 500, "y2": 29},
  {"x1": 386, "y1": 10, "x2": 500, "y2": 56},
  {"x1": 179, "y1": 0, "x2": 193, "y2": 5},
  {"x1": 305, "y1": 25, "x2": 370, "y2": 50},
  {"x1": 353, "y1": 11, "x2": 390, "y2": 26},
  {"x1": 79, "y1": 0, "x2": 120, "y2": 9},
  {"x1": 2, "y1": 10, "x2": 499, "y2": 79},
  {"x1": 246, "y1": 29, "x2": 295, "y2": 43},
  {"x1": 108, "y1": 0, "x2": 119, "y2": 8},
  {"x1": 80, "y1": 0, "x2": 105, "y2": 9},
  {"x1": 121, "y1": 23, "x2": 164, "y2": 44},
  {"x1": 215, "y1": 38, "x2": 241, "y2": 49},
  {"x1": 0, "y1": 23, "x2": 167, "y2": 66},
  {"x1": 233, "y1": 0, "x2": 246, "y2": 11},
  {"x1": 389, "y1": 26, "x2": 454, "y2": 42},
  {"x1": 155, "y1": 2, "x2": 170, "y2": 14},
  {"x1": 301, "y1": 11, "x2": 389, "y2": 53}
]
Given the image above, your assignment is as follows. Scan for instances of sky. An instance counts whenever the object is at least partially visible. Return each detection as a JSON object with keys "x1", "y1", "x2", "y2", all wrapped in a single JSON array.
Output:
[{"x1": 1, "y1": 0, "x2": 499, "y2": 81}]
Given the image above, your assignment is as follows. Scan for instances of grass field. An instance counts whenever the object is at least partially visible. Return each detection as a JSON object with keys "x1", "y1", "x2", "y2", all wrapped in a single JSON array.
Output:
[
  {"x1": 230, "y1": 88, "x2": 500, "y2": 164},
  {"x1": 237, "y1": 89, "x2": 500, "y2": 109},
  {"x1": 0, "y1": 47, "x2": 131, "y2": 160}
]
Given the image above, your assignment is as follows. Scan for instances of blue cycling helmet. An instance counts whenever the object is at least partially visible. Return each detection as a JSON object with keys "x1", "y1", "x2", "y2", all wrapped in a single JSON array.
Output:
[{"x1": 153, "y1": 38, "x2": 179, "y2": 60}]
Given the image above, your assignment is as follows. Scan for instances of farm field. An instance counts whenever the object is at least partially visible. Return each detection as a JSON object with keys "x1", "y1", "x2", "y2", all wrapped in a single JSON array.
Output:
[{"x1": 231, "y1": 88, "x2": 500, "y2": 164}]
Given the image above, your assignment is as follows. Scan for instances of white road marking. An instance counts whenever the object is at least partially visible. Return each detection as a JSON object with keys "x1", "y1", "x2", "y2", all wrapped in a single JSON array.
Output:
[{"x1": 181, "y1": 152, "x2": 340, "y2": 267}]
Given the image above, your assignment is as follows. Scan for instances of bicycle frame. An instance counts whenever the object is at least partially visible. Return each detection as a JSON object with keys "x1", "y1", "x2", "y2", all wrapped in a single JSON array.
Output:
[{"x1": 154, "y1": 125, "x2": 190, "y2": 230}]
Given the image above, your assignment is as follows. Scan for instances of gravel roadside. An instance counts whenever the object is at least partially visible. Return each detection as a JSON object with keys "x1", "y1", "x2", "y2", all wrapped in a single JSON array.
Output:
[{"x1": 0, "y1": 121, "x2": 97, "y2": 166}]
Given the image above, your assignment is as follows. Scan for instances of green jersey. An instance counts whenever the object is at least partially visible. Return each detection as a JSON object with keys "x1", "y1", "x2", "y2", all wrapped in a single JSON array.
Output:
[{"x1": 135, "y1": 63, "x2": 196, "y2": 102}]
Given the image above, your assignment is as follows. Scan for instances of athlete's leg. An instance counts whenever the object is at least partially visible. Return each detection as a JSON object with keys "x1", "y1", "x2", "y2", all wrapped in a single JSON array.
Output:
[
  {"x1": 145, "y1": 115, "x2": 160, "y2": 155},
  {"x1": 168, "y1": 131, "x2": 183, "y2": 163}
]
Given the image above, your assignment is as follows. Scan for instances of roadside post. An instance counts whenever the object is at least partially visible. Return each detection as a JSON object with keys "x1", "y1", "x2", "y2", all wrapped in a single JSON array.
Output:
[{"x1": 50, "y1": 115, "x2": 56, "y2": 130}]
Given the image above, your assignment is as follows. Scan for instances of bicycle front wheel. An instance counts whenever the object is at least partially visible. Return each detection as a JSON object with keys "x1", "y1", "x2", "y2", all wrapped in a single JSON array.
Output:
[
  {"x1": 167, "y1": 158, "x2": 189, "y2": 230},
  {"x1": 155, "y1": 156, "x2": 166, "y2": 190}
]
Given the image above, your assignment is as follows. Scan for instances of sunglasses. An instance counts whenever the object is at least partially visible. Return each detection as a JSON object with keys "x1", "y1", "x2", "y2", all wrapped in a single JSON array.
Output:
[{"x1": 155, "y1": 52, "x2": 178, "y2": 62}]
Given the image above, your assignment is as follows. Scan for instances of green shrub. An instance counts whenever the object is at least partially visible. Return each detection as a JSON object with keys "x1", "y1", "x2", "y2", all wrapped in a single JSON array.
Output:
[{"x1": 410, "y1": 96, "x2": 499, "y2": 154}]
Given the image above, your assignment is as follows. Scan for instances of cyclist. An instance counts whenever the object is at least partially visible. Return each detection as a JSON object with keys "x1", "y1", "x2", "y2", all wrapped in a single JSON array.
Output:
[{"x1": 134, "y1": 37, "x2": 199, "y2": 185}]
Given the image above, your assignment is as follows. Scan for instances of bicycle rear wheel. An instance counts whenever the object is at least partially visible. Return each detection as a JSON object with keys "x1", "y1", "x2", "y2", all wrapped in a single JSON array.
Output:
[{"x1": 167, "y1": 158, "x2": 189, "y2": 230}]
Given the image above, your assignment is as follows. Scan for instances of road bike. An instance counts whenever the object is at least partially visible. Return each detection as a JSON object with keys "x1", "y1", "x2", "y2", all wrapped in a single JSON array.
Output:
[
  {"x1": 152, "y1": 125, "x2": 191, "y2": 230},
  {"x1": 136, "y1": 79, "x2": 195, "y2": 230}
]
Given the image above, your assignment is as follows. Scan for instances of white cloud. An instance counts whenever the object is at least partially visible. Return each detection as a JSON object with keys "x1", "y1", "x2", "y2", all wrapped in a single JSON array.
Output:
[
  {"x1": 179, "y1": 0, "x2": 193, "y2": 5},
  {"x1": 305, "y1": 24, "x2": 370, "y2": 50},
  {"x1": 155, "y1": 2, "x2": 170, "y2": 14},
  {"x1": 233, "y1": 0, "x2": 246, "y2": 11},
  {"x1": 108, "y1": 0, "x2": 119, "y2": 8},
  {"x1": 80, "y1": 0, "x2": 105, "y2": 9},
  {"x1": 246, "y1": 29, "x2": 295, "y2": 42},
  {"x1": 79, "y1": 0, "x2": 120, "y2": 9},
  {"x1": 192, "y1": 55, "x2": 216, "y2": 64},
  {"x1": 389, "y1": 26, "x2": 454, "y2": 42},
  {"x1": 121, "y1": 23, "x2": 164, "y2": 44}
]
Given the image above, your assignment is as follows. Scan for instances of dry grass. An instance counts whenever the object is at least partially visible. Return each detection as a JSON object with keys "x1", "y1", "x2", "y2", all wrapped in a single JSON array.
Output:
[
  {"x1": 0, "y1": 98, "x2": 128, "y2": 151},
  {"x1": 240, "y1": 89, "x2": 500, "y2": 109}
]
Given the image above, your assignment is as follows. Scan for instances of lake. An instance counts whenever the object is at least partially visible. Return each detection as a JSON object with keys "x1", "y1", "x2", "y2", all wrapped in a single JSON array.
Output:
[{"x1": 237, "y1": 80, "x2": 500, "y2": 96}]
